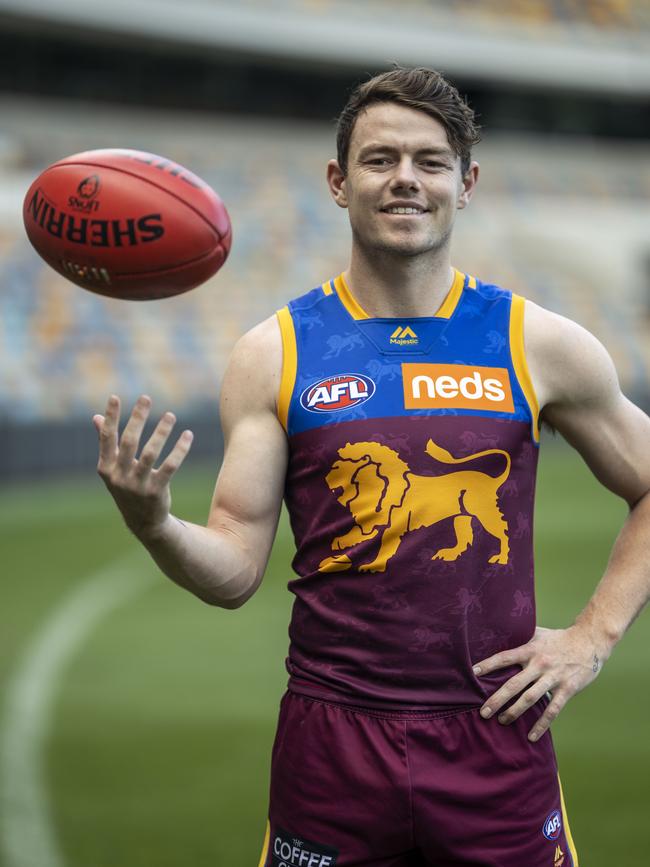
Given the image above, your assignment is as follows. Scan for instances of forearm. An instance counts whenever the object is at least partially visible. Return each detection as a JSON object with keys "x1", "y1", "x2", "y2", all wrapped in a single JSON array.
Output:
[
  {"x1": 137, "y1": 513, "x2": 259, "y2": 608},
  {"x1": 573, "y1": 490, "x2": 650, "y2": 658}
]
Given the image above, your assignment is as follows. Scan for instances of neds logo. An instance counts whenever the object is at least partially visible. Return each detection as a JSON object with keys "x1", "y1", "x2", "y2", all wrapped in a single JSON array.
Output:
[
  {"x1": 543, "y1": 810, "x2": 563, "y2": 841},
  {"x1": 300, "y1": 374, "x2": 375, "y2": 413},
  {"x1": 402, "y1": 363, "x2": 514, "y2": 413}
]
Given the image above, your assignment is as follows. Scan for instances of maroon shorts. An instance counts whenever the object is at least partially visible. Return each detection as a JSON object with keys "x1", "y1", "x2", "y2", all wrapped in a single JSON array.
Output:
[{"x1": 257, "y1": 690, "x2": 579, "y2": 867}]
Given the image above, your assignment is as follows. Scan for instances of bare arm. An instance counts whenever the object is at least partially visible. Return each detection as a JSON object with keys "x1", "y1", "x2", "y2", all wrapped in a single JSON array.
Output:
[
  {"x1": 474, "y1": 302, "x2": 650, "y2": 739},
  {"x1": 94, "y1": 314, "x2": 288, "y2": 609}
]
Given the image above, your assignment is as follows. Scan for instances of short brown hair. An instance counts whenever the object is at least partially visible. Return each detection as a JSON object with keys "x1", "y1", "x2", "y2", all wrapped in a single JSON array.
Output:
[{"x1": 336, "y1": 66, "x2": 481, "y2": 176}]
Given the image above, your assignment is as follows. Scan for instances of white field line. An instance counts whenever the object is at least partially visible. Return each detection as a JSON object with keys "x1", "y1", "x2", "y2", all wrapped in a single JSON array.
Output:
[{"x1": 1, "y1": 555, "x2": 157, "y2": 867}]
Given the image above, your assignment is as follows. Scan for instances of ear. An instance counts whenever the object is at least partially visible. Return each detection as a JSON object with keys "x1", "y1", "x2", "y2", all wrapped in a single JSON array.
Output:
[
  {"x1": 327, "y1": 159, "x2": 348, "y2": 209},
  {"x1": 457, "y1": 160, "x2": 480, "y2": 210}
]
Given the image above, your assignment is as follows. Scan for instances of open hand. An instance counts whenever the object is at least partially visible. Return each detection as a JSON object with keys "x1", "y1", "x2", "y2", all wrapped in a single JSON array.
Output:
[
  {"x1": 93, "y1": 394, "x2": 193, "y2": 539},
  {"x1": 473, "y1": 624, "x2": 604, "y2": 742}
]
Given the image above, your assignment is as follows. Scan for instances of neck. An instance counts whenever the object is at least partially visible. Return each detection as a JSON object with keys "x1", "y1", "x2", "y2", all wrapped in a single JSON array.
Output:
[{"x1": 344, "y1": 245, "x2": 455, "y2": 318}]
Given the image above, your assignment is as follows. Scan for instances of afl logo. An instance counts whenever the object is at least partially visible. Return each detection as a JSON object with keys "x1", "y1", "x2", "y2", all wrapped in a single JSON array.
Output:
[
  {"x1": 77, "y1": 175, "x2": 100, "y2": 200},
  {"x1": 543, "y1": 810, "x2": 562, "y2": 841},
  {"x1": 300, "y1": 373, "x2": 375, "y2": 413}
]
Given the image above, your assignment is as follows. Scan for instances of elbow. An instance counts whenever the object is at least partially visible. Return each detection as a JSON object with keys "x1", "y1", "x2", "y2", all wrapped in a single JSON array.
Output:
[
  {"x1": 196, "y1": 591, "x2": 246, "y2": 610},
  {"x1": 197, "y1": 574, "x2": 260, "y2": 610},
  {"x1": 627, "y1": 486, "x2": 650, "y2": 511},
  {"x1": 215, "y1": 595, "x2": 249, "y2": 610}
]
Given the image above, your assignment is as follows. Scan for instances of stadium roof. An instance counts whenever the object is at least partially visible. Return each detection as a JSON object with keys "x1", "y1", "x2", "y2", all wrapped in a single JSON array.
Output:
[{"x1": 0, "y1": 0, "x2": 649, "y2": 97}]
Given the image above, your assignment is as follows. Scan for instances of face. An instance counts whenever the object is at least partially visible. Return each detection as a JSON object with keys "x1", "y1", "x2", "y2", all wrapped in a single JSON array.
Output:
[{"x1": 327, "y1": 102, "x2": 479, "y2": 259}]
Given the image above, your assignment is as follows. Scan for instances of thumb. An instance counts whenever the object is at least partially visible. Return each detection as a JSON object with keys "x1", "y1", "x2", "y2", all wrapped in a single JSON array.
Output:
[{"x1": 92, "y1": 414, "x2": 104, "y2": 433}]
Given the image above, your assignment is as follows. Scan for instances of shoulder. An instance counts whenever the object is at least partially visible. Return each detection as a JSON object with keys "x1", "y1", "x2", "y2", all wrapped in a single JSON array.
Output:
[
  {"x1": 521, "y1": 298, "x2": 620, "y2": 414},
  {"x1": 462, "y1": 278, "x2": 511, "y2": 312},
  {"x1": 232, "y1": 313, "x2": 282, "y2": 358},
  {"x1": 221, "y1": 314, "x2": 282, "y2": 418},
  {"x1": 521, "y1": 297, "x2": 650, "y2": 504},
  {"x1": 288, "y1": 283, "x2": 332, "y2": 312},
  {"x1": 220, "y1": 281, "x2": 332, "y2": 420},
  {"x1": 473, "y1": 279, "x2": 510, "y2": 302}
]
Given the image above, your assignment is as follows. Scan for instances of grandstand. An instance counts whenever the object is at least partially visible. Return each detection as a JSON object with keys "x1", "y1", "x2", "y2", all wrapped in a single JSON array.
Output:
[
  {"x1": 1, "y1": 7, "x2": 650, "y2": 867},
  {"x1": 429, "y1": 0, "x2": 650, "y2": 30},
  {"x1": 2, "y1": 0, "x2": 649, "y2": 96},
  {"x1": 0, "y1": 0, "x2": 648, "y2": 475},
  {"x1": 1, "y1": 97, "x2": 648, "y2": 432}
]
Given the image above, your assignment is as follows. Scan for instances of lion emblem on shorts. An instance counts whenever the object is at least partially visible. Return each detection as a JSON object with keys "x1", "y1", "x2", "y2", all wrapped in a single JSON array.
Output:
[{"x1": 318, "y1": 439, "x2": 511, "y2": 573}]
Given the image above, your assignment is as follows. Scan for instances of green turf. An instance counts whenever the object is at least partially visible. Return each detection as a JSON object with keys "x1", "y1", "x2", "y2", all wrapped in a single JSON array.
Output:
[{"x1": 1, "y1": 441, "x2": 648, "y2": 866}]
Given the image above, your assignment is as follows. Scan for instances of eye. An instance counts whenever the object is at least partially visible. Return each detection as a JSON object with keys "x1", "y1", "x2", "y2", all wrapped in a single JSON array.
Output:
[{"x1": 366, "y1": 157, "x2": 391, "y2": 166}]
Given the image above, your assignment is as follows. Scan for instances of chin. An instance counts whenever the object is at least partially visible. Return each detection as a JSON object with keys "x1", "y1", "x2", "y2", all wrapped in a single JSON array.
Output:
[
  {"x1": 374, "y1": 236, "x2": 442, "y2": 258},
  {"x1": 353, "y1": 223, "x2": 447, "y2": 258}
]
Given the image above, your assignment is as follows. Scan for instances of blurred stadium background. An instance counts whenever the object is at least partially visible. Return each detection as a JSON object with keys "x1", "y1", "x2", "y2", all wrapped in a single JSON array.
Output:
[{"x1": 0, "y1": 1, "x2": 649, "y2": 865}]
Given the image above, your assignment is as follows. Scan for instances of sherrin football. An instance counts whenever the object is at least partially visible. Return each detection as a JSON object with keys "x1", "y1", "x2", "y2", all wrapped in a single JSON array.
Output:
[{"x1": 22, "y1": 148, "x2": 232, "y2": 300}]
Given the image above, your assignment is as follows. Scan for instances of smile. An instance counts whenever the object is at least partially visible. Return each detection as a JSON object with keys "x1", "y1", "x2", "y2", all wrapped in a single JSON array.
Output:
[{"x1": 382, "y1": 207, "x2": 427, "y2": 215}]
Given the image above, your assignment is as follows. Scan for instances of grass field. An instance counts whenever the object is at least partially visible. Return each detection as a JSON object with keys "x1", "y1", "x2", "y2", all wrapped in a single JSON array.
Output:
[{"x1": 1, "y1": 439, "x2": 649, "y2": 867}]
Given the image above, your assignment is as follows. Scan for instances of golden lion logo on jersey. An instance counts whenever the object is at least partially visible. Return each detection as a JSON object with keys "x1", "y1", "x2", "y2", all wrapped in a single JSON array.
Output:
[{"x1": 318, "y1": 439, "x2": 511, "y2": 573}]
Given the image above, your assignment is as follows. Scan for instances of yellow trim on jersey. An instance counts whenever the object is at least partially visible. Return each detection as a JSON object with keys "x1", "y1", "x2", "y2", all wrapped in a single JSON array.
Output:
[
  {"x1": 467, "y1": 274, "x2": 477, "y2": 289},
  {"x1": 435, "y1": 268, "x2": 465, "y2": 318},
  {"x1": 322, "y1": 280, "x2": 334, "y2": 296},
  {"x1": 257, "y1": 819, "x2": 270, "y2": 867},
  {"x1": 276, "y1": 306, "x2": 298, "y2": 432},
  {"x1": 333, "y1": 269, "x2": 465, "y2": 320},
  {"x1": 334, "y1": 273, "x2": 369, "y2": 319},
  {"x1": 509, "y1": 293, "x2": 541, "y2": 443},
  {"x1": 558, "y1": 775, "x2": 579, "y2": 866}
]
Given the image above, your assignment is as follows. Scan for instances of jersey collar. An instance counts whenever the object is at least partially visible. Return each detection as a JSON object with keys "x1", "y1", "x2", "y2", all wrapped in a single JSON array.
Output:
[{"x1": 330, "y1": 268, "x2": 466, "y2": 321}]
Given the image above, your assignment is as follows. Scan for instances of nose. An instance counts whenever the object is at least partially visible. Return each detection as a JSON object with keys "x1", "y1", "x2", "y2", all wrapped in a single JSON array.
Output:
[{"x1": 390, "y1": 156, "x2": 421, "y2": 191}]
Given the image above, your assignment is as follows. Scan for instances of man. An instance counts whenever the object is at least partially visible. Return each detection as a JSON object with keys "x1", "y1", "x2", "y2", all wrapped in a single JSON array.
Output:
[{"x1": 94, "y1": 67, "x2": 650, "y2": 866}]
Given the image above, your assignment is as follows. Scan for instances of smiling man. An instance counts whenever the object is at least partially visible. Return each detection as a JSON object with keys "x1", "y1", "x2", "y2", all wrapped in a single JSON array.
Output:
[{"x1": 94, "y1": 67, "x2": 650, "y2": 866}]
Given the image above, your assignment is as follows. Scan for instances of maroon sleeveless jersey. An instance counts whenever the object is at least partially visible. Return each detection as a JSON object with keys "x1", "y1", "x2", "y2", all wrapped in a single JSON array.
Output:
[{"x1": 275, "y1": 270, "x2": 540, "y2": 710}]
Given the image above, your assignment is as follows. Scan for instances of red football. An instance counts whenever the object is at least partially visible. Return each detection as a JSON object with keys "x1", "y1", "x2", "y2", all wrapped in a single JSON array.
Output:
[{"x1": 22, "y1": 148, "x2": 232, "y2": 300}]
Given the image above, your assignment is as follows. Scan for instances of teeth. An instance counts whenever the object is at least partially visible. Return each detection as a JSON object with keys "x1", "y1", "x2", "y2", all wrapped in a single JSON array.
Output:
[{"x1": 385, "y1": 207, "x2": 422, "y2": 214}]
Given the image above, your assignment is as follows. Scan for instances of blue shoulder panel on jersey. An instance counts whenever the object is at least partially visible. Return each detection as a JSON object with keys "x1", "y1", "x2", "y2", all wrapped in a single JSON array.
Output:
[{"x1": 284, "y1": 275, "x2": 537, "y2": 441}]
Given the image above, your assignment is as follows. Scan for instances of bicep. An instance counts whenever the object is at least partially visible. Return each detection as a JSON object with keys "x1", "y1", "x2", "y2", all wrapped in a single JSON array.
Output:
[
  {"x1": 207, "y1": 317, "x2": 288, "y2": 585},
  {"x1": 531, "y1": 307, "x2": 650, "y2": 506},
  {"x1": 545, "y1": 390, "x2": 650, "y2": 506}
]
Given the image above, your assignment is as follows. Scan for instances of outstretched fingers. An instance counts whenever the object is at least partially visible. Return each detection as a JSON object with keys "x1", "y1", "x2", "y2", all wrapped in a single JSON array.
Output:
[
  {"x1": 135, "y1": 410, "x2": 177, "y2": 476},
  {"x1": 96, "y1": 394, "x2": 121, "y2": 473},
  {"x1": 154, "y1": 429, "x2": 194, "y2": 485},
  {"x1": 93, "y1": 395, "x2": 191, "y2": 537},
  {"x1": 116, "y1": 395, "x2": 152, "y2": 472},
  {"x1": 95, "y1": 396, "x2": 191, "y2": 484}
]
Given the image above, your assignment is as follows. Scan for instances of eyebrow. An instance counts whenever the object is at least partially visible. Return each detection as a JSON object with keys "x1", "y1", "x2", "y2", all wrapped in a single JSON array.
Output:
[{"x1": 356, "y1": 143, "x2": 455, "y2": 159}]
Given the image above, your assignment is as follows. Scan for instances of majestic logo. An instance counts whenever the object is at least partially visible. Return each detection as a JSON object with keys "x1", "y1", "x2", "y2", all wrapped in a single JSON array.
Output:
[
  {"x1": 300, "y1": 374, "x2": 375, "y2": 413},
  {"x1": 390, "y1": 325, "x2": 418, "y2": 346},
  {"x1": 554, "y1": 845, "x2": 565, "y2": 867},
  {"x1": 402, "y1": 363, "x2": 514, "y2": 412},
  {"x1": 543, "y1": 810, "x2": 563, "y2": 841},
  {"x1": 318, "y1": 439, "x2": 511, "y2": 573}
]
